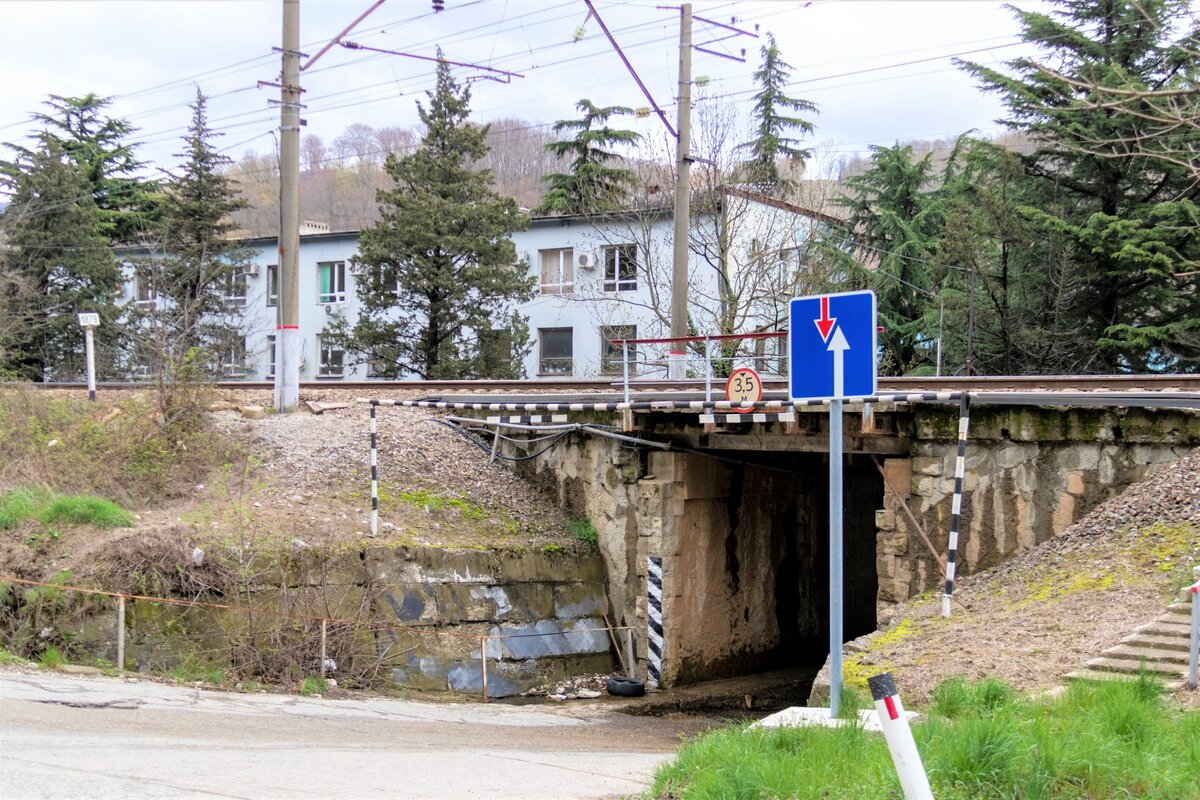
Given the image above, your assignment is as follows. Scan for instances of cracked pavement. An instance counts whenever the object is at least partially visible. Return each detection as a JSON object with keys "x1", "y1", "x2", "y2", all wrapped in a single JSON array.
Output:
[{"x1": 1, "y1": 668, "x2": 714, "y2": 799}]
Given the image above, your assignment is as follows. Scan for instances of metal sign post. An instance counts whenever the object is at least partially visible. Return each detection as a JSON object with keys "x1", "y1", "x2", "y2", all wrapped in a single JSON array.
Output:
[
  {"x1": 77, "y1": 312, "x2": 100, "y2": 402},
  {"x1": 789, "y1": 290, "x2": 877, "y2": 718}
]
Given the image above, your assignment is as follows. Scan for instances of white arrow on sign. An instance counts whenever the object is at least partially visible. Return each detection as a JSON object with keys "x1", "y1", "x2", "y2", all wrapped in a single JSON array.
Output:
[{"x1": 827, "y1": 326, "x2": 850, "y2": 398}]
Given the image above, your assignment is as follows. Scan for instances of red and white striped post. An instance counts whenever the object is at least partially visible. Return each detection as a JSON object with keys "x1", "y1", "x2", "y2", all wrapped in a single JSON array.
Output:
[
  {"x1": 867, "y1": 672, "x2": 933, "y2": 800},
  {"x1": 1187, "y1": 570, "x2": 1199, "y2": 691}
]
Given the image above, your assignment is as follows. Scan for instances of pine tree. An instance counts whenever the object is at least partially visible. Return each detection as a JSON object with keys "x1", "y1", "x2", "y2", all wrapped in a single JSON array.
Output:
[
  {"x1": 3, "y1": 94, "x2": 159, "y2": 243},
  {"x1": 836, "y1": 144, "x2": 941, "y2": 374},
  {"x1": 740, "y1": 33, "x2": 818, "y2": 192},
  {"x1": 536, "y1": 99, "x2": 640, "y2": 215},
  {"x1": 346, "y1": 56, "x2": 533, "y2": 379},
  {"x1": 959, "y1": 0, "x2": 1200, "y2": 372},
  {"x1": 128, "y1": 90, "x2": 250, "y2": 406},
  {"x1": 0, "y1": 141, "x2": 122, "y2": 380}
]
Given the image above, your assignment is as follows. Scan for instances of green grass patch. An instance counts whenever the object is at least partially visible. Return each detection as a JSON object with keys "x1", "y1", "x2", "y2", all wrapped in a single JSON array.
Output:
[
  {"x1": 0, "y1": 646, "x2": 28, "y2": 666},
  {"x1": 0, "y1": 488, "x2": 132, "y2": 532},
  {"x1": 648, "y1": 676, "x2": 1200, "y2": 800},
  {"x1": 567, "y1": 517, "x2": 598, "y2": 548},
  {"x1": 168, "y1": 660, "x2": 228, "y2": 685},
  {"x1": 36, "y1": 646, "x2": 67, "y2": 670},
  {"x1": 397, "y1": 488, "x2": 487, "y2": 519},
  {"x1": 300, "y1": 676, "x2": 327, "y2": 696}
]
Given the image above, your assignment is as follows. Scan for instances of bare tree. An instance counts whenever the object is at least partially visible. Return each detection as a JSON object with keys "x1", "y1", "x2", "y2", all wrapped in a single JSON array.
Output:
[{"x1": 300, "y1": 134, "x2": 327, "y2": 174}]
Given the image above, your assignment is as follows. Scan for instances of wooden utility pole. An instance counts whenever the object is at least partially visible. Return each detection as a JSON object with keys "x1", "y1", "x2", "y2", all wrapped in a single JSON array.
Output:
[
  {"x1": 276, "y1": 0, "x2": 301, "y2": 412},
  {"x1": 668, "y1": 3, "x2": 693, "y2": 380}
]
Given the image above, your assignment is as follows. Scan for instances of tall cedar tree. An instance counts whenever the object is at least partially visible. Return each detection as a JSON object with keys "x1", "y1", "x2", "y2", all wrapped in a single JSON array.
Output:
[
  {"x1": 129, "y1": 89, "x2": 250, "y2": 407},
  {"x1": 740, "y1": 33, "x2": 817, "y2": 192},
  {"x1": 837, "y1": 144, "x2": 941, "y2": 374},
  {"x1": 536, "y1": 99, "x2": 640, "y2": 214},
  {"x1": 346, "y1": 57, "x2": 532, "y2": 379},
  {"x1": 0, "y1": 141, "x2": 122, "y2": 380},
  {"x1": 959, "y1": 0, "x2": 1200, "y2": 372},
  {"x1": 937, "y1": 140, "x2": 1088, "y2": 375},
  {"x1": 2, "y1": 94, "x2": 159, "y2": 243}
]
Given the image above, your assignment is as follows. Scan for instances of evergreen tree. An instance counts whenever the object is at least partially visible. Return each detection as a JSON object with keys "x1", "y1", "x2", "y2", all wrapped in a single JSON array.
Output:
[
  {"x1": 0, "y1": 141, "x2": 122, "y2": 380},
  {"x1": 346, "y1": 56, "x2": 533, "y2": 379},
  {"x1": 2, "y1": 94, "x2": 159, "y2": 243},
  {"x1": 835, "y1": 144, "x2": 941, "y2": 373},
  {"x1": 959, "y1": 0, "x2": 1200, "y2": 372},
  {"x1": 536, "y1": 99, "x2": 640, "y2": 215},
  {"x1": 739, "y1": 33, "x2": 818, "y2": 191},
  {"x1": 128, "y1": 90, "x2": 250, "y2": 409}
]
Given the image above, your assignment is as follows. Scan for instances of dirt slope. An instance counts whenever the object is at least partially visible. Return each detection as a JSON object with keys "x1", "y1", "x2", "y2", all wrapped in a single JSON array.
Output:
[{"x1": 842, "y1": 448, "x2": 1199, "y2": 705}]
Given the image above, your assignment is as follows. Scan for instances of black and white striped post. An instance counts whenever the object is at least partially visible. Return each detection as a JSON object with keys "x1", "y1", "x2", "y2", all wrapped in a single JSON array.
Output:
[
  {"x1": 369, "y1": 403, "x2": 379, "y2": 537},
  {"x1": 868, "y1": 672, "x2": 933, "y2": 800},
  {"x1": 943, "y1": 392, "x2": 971, "y2": 618},
  {"x1": 647, "y1": 556, "x2": 664, "y2": 687}
]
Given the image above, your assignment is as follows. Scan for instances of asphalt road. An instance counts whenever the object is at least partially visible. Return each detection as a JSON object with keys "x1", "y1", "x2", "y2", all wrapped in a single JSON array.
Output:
[{"x1": 0, "y1": 669, "x2": 715, "y2": 799}]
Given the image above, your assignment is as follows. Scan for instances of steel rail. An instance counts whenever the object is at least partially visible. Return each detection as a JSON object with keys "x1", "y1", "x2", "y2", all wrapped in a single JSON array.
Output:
[{"x1": 18, "y1": 374, "x2": 1200, "y2": 394}]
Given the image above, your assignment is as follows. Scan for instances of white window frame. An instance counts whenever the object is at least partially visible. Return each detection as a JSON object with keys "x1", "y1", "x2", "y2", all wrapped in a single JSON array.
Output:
[
  {"x1": 221, "y1": 336, "x2": 248, "y2": 377},
  {"x1": 318, "y1": 336, "x2": 345, "y2": 378},
  {"x1": 223, "y1": 272, "x2": 247, "y2": 307},
  {"x1": 318, "y1": 261, "x2": 346, "y2": 304},
  {"x1": 539, "y1": 248, "x2": 574, "y2": 295},
  {"x1": 267, "y1": 335, "x2": 276, "y2": 379},
  {"x1": 603, "y1": 245, "x2": 638, "y2": 292},
  {"x1": 600, "y1": 325, "x2": 636, "y2": 375},
  {"x1": 266, "y1": 264, "x2": 279, "y2": 307}
]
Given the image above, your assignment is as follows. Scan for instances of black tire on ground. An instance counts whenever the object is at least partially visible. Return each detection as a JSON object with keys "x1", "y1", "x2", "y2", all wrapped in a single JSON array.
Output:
[{"x1": 606, "y1": 676, "x2": 646, "y2": 697}]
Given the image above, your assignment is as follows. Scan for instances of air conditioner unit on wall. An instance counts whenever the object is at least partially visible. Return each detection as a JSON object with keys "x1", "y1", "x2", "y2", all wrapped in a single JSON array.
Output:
[
  {"x1": 348, "y1": 263, "x2": 364, "y2": 277},
  {"x1": 577, "y1": 252, "x2": 598, "y2": 269},
  {"x1": 243, "y1": 263, "x2": 260, "y2": 276}
]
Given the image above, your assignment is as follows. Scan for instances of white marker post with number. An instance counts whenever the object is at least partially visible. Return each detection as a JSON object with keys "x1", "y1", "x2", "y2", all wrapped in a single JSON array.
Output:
[
  {"x1": 77, "y1": 312, "x2": 100, "y2": 402},
  {"x1": 789, "y1": 291, "x2": 877, "y2": 718}
]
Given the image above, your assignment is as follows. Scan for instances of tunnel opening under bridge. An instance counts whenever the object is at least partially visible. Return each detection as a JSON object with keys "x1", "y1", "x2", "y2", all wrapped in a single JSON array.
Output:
[{"x1": 665, "y1": 450, "x2": 883, "y2": 686}]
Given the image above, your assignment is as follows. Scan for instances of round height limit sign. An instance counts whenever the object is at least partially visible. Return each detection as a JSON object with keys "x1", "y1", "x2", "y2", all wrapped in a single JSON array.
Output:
[{"x1": 725, "y1": 367, "x2": 762, "y2": 412}]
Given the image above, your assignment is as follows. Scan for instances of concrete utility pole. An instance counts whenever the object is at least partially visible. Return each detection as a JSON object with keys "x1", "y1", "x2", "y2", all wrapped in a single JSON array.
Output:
[
  {"x1": 275, "y1": 0, "x2": 301, "y2": 412},
  {"x1": 668, "y1": 3, "x2": 693, "y2": 380}
]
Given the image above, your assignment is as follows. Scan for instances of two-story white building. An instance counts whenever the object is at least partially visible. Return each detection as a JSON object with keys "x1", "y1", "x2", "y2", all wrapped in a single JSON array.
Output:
[{"x1": 120, "y1": 186, "x2": 839, "y2": 381}]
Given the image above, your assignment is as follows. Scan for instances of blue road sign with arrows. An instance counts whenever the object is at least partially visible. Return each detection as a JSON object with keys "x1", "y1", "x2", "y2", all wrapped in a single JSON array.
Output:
[{"x1": 788, "y1": 290, "x2": 877, "y2": 401}]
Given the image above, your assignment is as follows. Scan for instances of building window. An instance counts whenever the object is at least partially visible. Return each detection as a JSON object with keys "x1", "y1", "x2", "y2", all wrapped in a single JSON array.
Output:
[
  {"x1": 267, "y1": 335, "x2": 276, "y2": 378},
  {"x1": 221, "y1": 336, "x2": 247, "y2": 377},
  {"x1": 539, "y1": 248, "x2": 574, "y2": 294},
  {"x1": 603, "y1": 245, "x2": 637, "y2": 292},
  {"x1": 538, "y1": 327, "x2": 573, "y2": 375},
  {"x1": 223, "y1": 272, "x2": 247, "y2": 306},
  {"x1": 600, "y1": 325, "x2": 636, "y2": 375},
  {"x1": 267, "y1": 265, "x2": 279, "y2": 307},
  {"x1": 479, "y1": 328, "x2": 513, "y2": 375},
  {"x1": 136, "y1": 276, "x2": 154, "y2": 305},
  {"x1": 318, "y1": 336, "x2": 344, "y2": 378},
  {"x1": 318, "y1": 261, "x2": 346, "y2": 304}
]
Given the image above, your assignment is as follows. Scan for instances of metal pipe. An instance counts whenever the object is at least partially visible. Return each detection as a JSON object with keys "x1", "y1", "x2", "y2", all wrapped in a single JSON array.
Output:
[
  {"x1": 622, "y1": 342, "x2": 630, "y2": 404},
  {"x1": 829, "y1": 398, "x2": 844, "y2": 717},
  {"x1": 480, "y1": 636, "x2": 489, "y2": 703},
  {"x1": 116, "y1": 595, "x2": 125, "y2": 671},
  {"x1": 704, "y1": 337, "x2": 712, "y2": 402},
  {"x1": 320, "y1": 619, "x2": 328, "y2": 680},
  {"x1": 369, "y1": 404, "x2": 379, "y2": 537}
]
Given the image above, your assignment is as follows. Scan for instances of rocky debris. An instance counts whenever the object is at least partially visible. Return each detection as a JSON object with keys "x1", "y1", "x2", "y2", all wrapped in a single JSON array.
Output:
[
  {"x1": 523, "y1": 673, "x2": 610, "y2": 701},
  {"x1": 239, "y1": 405, "x2": 267, "y2": 420}
]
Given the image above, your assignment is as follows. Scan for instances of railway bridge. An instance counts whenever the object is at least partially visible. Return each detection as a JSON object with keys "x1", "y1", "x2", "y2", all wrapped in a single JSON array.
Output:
[{"x1": 367, "y1": 375, "x2": 1200, "y2": 688}]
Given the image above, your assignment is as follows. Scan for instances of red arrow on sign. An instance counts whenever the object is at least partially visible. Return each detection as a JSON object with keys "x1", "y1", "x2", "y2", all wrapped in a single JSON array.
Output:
[{"x1": 814, "y1": 296, "x2": 836, "y2": 341}]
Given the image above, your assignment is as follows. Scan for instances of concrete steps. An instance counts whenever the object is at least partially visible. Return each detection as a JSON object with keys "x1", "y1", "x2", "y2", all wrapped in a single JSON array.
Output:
[{"x1": 1065, "y1": 590, "x2": 1195, "y2": 691}]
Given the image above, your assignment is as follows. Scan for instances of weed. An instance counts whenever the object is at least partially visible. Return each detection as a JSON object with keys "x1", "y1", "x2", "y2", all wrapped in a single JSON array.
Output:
[
  {"x1": 0, "y1": 489, "x2": 44, "y2": 529},
  {"x1": 168, "y1": 659, "x2": 227, "y2": 685},
  {"x1": 835, "y1": 685, "x2": 869, "y2": 720},
  {"x1": 542, "y1": 543, "x2": 564, "y2": 554},
  {"x1": 41, "y1": 495, "x2": 132, "y2": 528},
  {"x1": 37, "y1": 646, "x2": 66, "y2": 670},
  {"x1": 300, "y1": 676, "x2": 327, "y2": 696},
  {"x1": 0, "y1": 646, "x2": 27, "y2": 665},
  {"x1": 567, "y1": 517, "x2": 598, "y2": 548}
]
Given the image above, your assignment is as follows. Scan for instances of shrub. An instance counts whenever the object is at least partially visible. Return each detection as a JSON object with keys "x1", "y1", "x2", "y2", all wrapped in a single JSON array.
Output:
[
  {"x1": 567, "y1": 517, "x2": 598, "y2": 547},
  {"x1": 300, "y1": 677, "x2": 327, "y2": 696}
]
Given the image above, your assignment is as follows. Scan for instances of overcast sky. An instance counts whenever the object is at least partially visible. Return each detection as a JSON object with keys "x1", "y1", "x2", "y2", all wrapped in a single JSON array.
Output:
[{"x1": 0, "y1": 0, "x2": 1050, "y2": 179}]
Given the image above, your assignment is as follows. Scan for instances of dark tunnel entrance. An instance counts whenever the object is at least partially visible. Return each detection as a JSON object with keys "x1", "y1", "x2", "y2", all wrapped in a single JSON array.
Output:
[{"x1": 672, "y1": 450, "x2": 883, "y2": 685}]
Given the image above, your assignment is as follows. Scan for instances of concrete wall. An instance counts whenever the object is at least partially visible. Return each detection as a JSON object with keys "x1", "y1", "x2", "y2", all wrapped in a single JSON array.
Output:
[
  {"x1": 877, "y1": 405, "x2": 1199, "y2": 606},
  {"x1": 97, "y1": 545, "x2": 611, "y2": 698}
]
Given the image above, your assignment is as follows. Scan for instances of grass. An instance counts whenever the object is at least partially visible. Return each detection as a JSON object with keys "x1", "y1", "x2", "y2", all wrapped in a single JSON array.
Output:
[
  {"x1": 0, "y1": 646, "x2": 28, "y2": 665},
  {"x1": 648, "y1": 675, "x2": 1200, "y2": 800},
  {"x1": 567, "y1": 517, "x2": 598, "y2": 548},
  {"x1": 168, "y1": 660, "x2": 228, "y2": 685},
  {"x1": 300, "y1": 676, "x2": 327, "y2": 696},
  {"x1": 0, "y1": 488, "x2": 133, "y2": 531},
  {"x1": 36, "y1": 646, "x2": 67, "y2": 670}
]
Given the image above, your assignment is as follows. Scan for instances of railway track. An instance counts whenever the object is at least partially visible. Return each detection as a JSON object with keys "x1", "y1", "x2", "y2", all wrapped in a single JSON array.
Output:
[{"x1": 26, "y1": 374, "x2": 1200, "y2": 394}]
